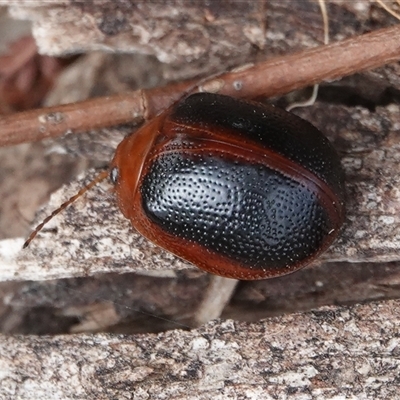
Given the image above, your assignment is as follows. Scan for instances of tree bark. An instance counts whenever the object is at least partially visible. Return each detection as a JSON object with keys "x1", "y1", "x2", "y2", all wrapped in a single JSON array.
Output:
[{"x1": 1, "y1": 301, "x2": 399, "y2": 399}]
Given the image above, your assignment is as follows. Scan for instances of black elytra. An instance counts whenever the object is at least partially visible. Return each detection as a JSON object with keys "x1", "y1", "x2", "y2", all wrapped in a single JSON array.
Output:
[{"x1": 111, "y1": 93, "x2": 345, "y2": 280}]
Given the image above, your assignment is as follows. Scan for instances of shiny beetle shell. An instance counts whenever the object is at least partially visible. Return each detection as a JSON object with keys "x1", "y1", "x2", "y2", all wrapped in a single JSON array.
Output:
[{"x1": 111, "y1": 93, "x2": 345, "y2": 280}]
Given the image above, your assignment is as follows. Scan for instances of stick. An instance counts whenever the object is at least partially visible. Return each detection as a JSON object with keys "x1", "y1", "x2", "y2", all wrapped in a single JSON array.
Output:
[{"x1": 2, "y1": 25, "x2": 400, "y2": 147}]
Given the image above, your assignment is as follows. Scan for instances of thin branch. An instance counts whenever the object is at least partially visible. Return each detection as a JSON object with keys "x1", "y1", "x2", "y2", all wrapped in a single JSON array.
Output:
[
  {"x1": 376, "y1": 0, "x2": 400, "y2": 21},
  {"x1": 1, "y1": 24, "x2": 400, "y2": 147}
]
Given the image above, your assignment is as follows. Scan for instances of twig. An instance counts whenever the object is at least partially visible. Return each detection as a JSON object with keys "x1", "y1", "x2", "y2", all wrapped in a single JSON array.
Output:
[
  {"x1": 376, "y1": 0, "x2": 400, "y2": 20},
  {"x1": 190, "y1": 276, "x2": 238, "y2": 327},
  {"x1": 1, "y1": 24, "x2": 400, "y2": 147}
]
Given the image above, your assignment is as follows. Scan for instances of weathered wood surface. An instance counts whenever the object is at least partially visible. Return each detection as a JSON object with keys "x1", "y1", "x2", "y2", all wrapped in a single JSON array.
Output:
[
  {"x1": 8, "y1": 0, "x2": 267, "y2": 80},
  {"x1": 1, "y1": 301, "x2": 400, "y2": 399}
]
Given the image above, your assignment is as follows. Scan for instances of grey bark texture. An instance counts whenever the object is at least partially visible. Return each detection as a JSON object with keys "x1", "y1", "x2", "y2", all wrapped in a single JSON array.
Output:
[
  {"x1": 1, "y1": 301, "x2": 400, "y2": 399},
  {"x1": 8, "y1": 0, "x2": 266, "y2": 80}
]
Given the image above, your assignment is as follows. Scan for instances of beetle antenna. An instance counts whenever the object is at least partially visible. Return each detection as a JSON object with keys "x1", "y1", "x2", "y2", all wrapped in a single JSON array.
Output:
[{"x1": 23, "y1": 169, "x2": 109, "y2": 249}]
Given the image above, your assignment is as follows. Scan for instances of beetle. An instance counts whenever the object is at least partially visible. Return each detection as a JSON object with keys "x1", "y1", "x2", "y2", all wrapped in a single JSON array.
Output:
[{"x1": 110, "y1": 92, "x2": 345, "y2": 280}]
